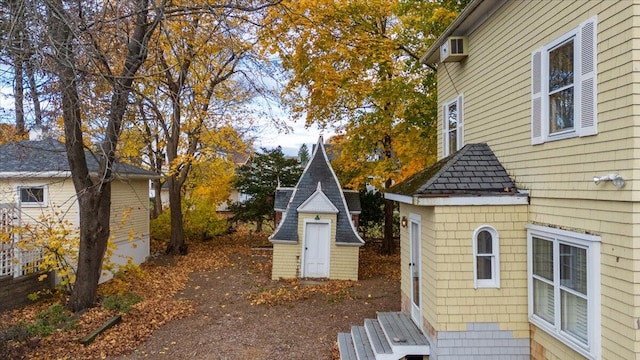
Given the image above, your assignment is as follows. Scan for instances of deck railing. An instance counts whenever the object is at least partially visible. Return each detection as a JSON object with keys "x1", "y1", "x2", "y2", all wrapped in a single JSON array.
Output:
[{"x1": 0, "y1": 204, "x2": 44, "y2": 278}]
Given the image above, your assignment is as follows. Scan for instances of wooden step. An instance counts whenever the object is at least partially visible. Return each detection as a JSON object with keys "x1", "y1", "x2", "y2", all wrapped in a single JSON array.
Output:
[
  {"x1": 338, "y1": 332, "x2": 357, "y2": 360},
  {"x1": 351, "y1": 326, "x2": 375, "y2": 360},
  {"x1": 377, "y1": 312, "x2": 429, "y2": 356},
  {"x1": 364, "y1": 319, "x2": 393, "y2": 357}
]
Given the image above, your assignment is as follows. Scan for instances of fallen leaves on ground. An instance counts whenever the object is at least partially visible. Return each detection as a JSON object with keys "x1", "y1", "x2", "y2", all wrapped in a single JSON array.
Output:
[
  {"x1": 247, "y1": 278, "x2": 360, "y2": 306},
  {"x1": 0, "y1": 230, "x2": 399, "y2": 359}
]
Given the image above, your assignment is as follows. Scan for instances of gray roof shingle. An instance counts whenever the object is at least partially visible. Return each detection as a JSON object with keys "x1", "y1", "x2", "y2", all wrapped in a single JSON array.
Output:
[
  {"x1": 270, "y1": 137, "x2": 363, "y2": 245},
  {"x1": 389, "y1": 143, "x2": 518, "y2": 197},
  {"x1": 0, "y1": 139, "x2": 157, "y2": 178}
]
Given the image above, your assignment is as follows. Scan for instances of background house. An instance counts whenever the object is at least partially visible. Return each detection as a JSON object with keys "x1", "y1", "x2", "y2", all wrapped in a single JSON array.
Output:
[
  {"x1": 340, "y1": 1, "x2": 636, "y2": 359},
  {"x1": 0, "y1": 137, "x2": 156, "y2": 310},
  {"x1": 270, "y1": 136, "x2": 364, "y2": 281}
]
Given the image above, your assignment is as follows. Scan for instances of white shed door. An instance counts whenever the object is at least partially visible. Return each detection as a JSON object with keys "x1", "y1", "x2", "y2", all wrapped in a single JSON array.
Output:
[{"x1": 303, "y1": 222, "x2": 330, "y2": 278}]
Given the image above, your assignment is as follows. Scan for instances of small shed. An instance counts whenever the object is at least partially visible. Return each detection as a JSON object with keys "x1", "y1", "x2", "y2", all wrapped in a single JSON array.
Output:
[{"x1": 270, "y1": 136, "x2": 364, "y2": 280}]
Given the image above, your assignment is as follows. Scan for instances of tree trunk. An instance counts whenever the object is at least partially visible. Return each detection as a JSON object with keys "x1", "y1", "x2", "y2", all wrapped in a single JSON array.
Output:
[
  {"x1": 12, "y1": 54, "x2": 24, "y2": 135},
  {"x1": 165, "y1": 176, "x2": 187, "y2": 255},
  {"x1": 69, "y1": 186, "x2": 111, "y2": 311},
  {"x1": 151, "y1": 179, "x2": 163, "y2": 219},
  {"x1": 25, "y1": 57, "x2": 43, "y2": 127},
  {"x1": 381, "y1": 177, "x2": 395, "y2": 255},
  {"x1": 380, "y1": 132, "x2": 395, "y2": 255},
  {"x1": 47, "y1": 0, "x2": 157, "y2": 312}
]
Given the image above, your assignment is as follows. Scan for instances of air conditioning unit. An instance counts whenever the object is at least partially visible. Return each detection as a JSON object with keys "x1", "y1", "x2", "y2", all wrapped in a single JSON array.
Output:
[{"x1": 440, "y1": 36, "x2": 468, "y2": 62}]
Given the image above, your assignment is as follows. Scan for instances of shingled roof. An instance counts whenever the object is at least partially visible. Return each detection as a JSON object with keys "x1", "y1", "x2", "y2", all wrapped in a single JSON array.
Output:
[
  {"x1": 388, "y1": 143, "x2": 523, "y2": 199},
  {"x1": 0, "y1": 139, "x2": 157, "y2": 179},
  {"x1": 274, "y1": 188, "x2": 361, "y2": 214},
  {"x1": 270, "y1": 136, "x2": 363, "y2": 245}
]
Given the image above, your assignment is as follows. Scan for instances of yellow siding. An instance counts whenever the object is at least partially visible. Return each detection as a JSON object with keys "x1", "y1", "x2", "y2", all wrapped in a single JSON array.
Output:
[
  {"x1": 329, "y1": 244, "x2": 359, "y2": 280},
  {"x1": 108, "y1": 178, "x2": 150, "y2": 269},
  {"x1": 400, "y1": 204, "x2": 529, "y2": 337},
  {"x1": 0, "y1": 178, "x2": 78, "y2": 226},
  {"x1": 271, "y1": 242, "x2": 302, "y2": 279},
  {"x1": 437, "y1": 1, "x2": 640, "y2": 358}
]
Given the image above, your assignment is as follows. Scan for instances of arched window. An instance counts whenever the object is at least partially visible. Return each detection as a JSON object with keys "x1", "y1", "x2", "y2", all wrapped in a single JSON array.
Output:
[{"x1": 473, "y1": 226, "x2": 500, "y2": 288}]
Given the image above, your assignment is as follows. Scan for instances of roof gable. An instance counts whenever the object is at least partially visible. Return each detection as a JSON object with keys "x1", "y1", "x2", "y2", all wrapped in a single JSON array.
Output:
[{"x1": 297, "y1": 182, "x2": 339, "y2": 214}]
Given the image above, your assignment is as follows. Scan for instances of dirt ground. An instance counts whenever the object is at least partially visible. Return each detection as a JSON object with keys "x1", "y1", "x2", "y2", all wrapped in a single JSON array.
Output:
[{"x1": 108, "y1": 246, "x2": 400, "y2": 360}]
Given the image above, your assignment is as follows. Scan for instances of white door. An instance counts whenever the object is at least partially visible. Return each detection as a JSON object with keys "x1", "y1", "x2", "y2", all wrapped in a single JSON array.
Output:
[
  {"x1": 303, "y1": 222, "x2": 330, "y2": 278},
  {"x1": 410, "y1": 219, "x2": 422, "y2": 326}
]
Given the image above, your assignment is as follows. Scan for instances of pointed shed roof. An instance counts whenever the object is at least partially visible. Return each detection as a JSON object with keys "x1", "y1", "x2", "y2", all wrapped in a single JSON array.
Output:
[
  {"x1": 386, "y1": 143, "x2": 528, "y2": 206},
  {"x1": 270, "y1": 136, "x2": 364, "y2": 245}
]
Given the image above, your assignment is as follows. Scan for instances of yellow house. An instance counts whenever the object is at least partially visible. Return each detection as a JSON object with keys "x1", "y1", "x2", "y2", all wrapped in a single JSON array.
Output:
[
  {"x1": 339, "y1": 1, "x2": 637, "y2": 359},
  {"x1": 0, "y1": 138, "x2": 156, "y2": 294},
  {"x1": 270, "y1": 136, "x2": 364, "y2": 281}
]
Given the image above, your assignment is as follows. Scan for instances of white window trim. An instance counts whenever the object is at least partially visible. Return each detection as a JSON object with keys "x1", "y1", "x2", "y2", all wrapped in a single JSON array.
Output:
[
  {"x1": 526, "y1": 224, "x2": 601, "y2": 360},
  {"x1": 443, "y1": 94, "x2": 463, "y2": 156},
  {"x1": 472, "y1": 225, "x2": 500, "y2": 289},
  {"x1": 17, "y1": 185, "x2": 48, "y2": 208},
  {"x1": 531, "y1": 16, "x2": 597, "y2": 145}
]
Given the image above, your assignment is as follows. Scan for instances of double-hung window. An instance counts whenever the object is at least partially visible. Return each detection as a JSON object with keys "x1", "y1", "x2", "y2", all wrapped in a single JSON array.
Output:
[
  {"x1": 527, "y1": 224, "x2": 600, "y2": 359},
  {"x1": 19, "y1": 186, "x2": 47, "y2": 207},
  {"x1": 531, "y1": 16, "x2": 597, "y2": 144},
  {"x1": 443, "y1": 95, "x2": 463, "y2": 156},
  {"x1": 473, "y1": 225, "x2": 499, "y2": 288}
]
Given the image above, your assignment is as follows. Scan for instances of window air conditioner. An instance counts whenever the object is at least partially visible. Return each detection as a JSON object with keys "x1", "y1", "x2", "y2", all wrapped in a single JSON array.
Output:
[{"x1": 440, "y1": 36, "x2": 468, "y2": 62}]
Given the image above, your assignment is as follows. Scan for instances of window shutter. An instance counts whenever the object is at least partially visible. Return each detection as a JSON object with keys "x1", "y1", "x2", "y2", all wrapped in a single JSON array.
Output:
[
  {"x1": 457, "y1": 95, "x2": 464, "y2": 150},
  {"x1": 579, "y1": 17, "x2": 597, "y2": 137},
  {"x1": 531, "y1": 49, "x2": 544, "y2": 144}
]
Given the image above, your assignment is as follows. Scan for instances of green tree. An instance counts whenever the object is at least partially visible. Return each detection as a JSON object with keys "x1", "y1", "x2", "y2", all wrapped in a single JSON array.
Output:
[
  {"x1": 298, "y1": 143, "x2": 310, "y2": 167},
  {"x1": 230, "y1": 147, "x2": 302, "y2": 232}
]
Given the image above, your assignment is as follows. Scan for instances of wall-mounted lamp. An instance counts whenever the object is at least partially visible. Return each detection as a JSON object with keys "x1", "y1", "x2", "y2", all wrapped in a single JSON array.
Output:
[
  {"x1": 401, "y1": 216, "x2": 408, "y2": 228},
  {"x1": 314, "y1": 215, "x2": 320, "y2": 220},
  {"x1": 593, "y1": 173, "x2": 625, "y2": 188}
]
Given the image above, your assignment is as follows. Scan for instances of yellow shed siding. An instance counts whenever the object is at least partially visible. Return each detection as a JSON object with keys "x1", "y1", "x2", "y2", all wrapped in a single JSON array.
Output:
[
  {"x1": 436, "y1": 1, "x2": 640, "y2": 358},
  {"x1": 271, "y1": 242, "x2": 302, "y2": 279},
  {"x1": 329, "y1": 244, "x2": 358, "y2": 280}
]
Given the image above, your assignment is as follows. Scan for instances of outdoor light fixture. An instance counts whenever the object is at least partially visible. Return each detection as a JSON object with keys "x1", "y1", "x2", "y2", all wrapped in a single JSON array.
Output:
[
  {"x1": 401, "y1": 216, "x2": 408, "y2": 228},
  {"x1": 593, "y1": 173, "x2": 625, "y2": 188}
]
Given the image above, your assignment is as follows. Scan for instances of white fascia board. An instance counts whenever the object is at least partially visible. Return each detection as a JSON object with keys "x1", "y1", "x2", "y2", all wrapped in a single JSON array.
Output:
[
  {"x1": 0, "y1": 171, "x2": 158, "y2": 180},
  {"x1": 384, "y1": 192, "x2": 414, "y2": 204},
  {"x1": 414, "y1": 195, "x2": 529, "y2": 206},
  {"x1": 336, "y1": 241, "x2": 364, "y2": 247},
  {"x1": 269, "y1": 239, "x2": 298, "y2": 244},
  {"x1": 0, "y1": 171, "x2": 72, "y2": 178}
]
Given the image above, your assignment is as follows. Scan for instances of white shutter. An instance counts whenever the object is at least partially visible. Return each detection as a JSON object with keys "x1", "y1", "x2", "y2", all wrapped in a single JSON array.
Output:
[
  {"x1": 579, "y1": 16, "x2": 597, "y2": 137},
  {"x1": 531, "y1": 49, "x2": 544, "y2": 144},
  {"x1": 442, "y1": 103, "x2": 448, "y2": 156},
  {"x1": 457, "y1": 95, "x2": 464, "y2": 150}
]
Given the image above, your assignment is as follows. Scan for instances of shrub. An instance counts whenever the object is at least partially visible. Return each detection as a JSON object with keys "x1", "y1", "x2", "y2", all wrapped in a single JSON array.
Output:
[
  {"x1": 26, "y1": 304, "x2": 73, "y2": 337},
  {"x1": 151, "y1": 204, "x2": 228, "y2": 242},
  {"x1": 102, "y1": 292, "x2": 143, "y2": 313}
]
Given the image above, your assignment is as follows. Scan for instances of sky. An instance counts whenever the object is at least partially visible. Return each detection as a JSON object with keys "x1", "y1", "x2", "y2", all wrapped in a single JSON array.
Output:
[{"x1": 253, "y1": 119, "x2": 328, "y2": 157}]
